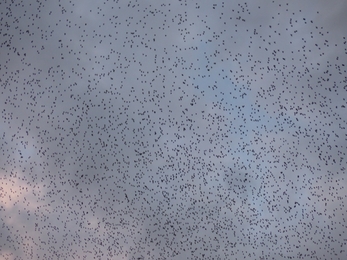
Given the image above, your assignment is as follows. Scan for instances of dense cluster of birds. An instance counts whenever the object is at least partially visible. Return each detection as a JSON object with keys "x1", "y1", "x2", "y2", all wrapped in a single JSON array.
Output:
[{"x1": 1, "y1": 0, "x2": 346, "y2": 259}]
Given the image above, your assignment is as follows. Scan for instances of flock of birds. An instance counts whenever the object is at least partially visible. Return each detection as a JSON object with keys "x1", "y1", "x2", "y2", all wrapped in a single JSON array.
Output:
[{"x1": 1, "y1": 0, "x2": 346, "y2": 259}]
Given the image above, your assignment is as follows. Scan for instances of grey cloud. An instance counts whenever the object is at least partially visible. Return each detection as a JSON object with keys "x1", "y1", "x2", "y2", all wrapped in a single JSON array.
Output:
[{"x1": 1, "y1": 0, "x2": 347, "y2": 259}]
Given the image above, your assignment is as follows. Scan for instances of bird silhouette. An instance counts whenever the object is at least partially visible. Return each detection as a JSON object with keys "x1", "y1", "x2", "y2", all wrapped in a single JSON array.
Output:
[{"x1": 0, "y1": 0, "x2": 346, "y2": 259}]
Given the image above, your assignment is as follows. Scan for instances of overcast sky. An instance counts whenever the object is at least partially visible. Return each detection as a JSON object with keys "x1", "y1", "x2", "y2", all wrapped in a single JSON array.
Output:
[{"x1": 1, "y1": 0, "x2": 347, "y2": 259}]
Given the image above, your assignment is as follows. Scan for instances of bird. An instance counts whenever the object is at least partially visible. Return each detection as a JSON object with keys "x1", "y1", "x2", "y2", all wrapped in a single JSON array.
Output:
[{"x1": 0, "y1": 0, "x2": 346, "y2": 259}]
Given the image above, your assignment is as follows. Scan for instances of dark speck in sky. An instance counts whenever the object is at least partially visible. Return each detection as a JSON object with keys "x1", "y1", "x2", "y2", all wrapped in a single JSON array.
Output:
[{"x1": 1, "y1": 0, "x2": 347, "y2": 259}]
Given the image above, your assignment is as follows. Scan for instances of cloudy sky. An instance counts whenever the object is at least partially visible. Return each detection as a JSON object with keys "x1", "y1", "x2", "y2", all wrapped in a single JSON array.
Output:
[{"x1": 1, "y1": 0, "x2": 347, "y2": 259}]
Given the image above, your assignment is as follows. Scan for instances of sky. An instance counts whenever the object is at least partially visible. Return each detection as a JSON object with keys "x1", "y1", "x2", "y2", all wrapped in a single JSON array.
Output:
[{"x1": 0, "y1": 0, "x2": 347, "y2": 259}]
